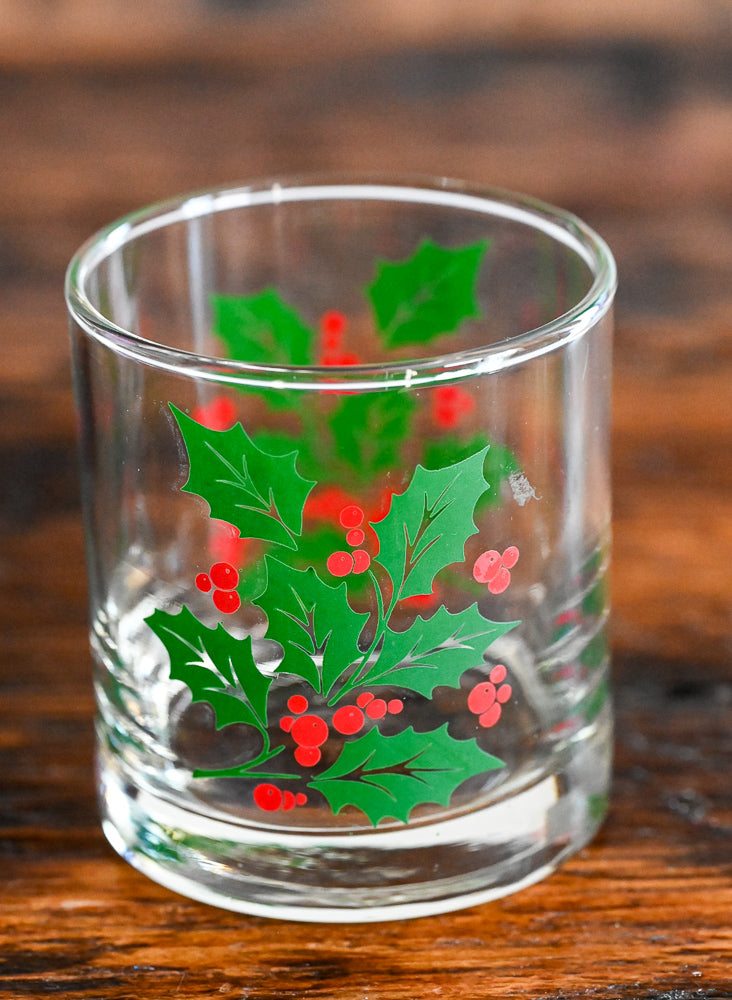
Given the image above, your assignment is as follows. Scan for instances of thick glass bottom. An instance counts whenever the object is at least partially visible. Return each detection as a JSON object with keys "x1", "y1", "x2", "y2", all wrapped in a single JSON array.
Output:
[{"x1": 97, "y1": 710, "x2": 611, "y2": 922}]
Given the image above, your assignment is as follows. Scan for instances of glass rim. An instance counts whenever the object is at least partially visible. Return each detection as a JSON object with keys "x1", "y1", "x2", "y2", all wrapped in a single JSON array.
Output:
[{"x1": 65, "y1": 173, "x2": 617, "y2": 389}]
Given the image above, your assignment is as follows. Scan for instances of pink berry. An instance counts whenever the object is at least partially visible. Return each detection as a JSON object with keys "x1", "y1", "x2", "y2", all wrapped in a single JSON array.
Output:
[
  {"x1": 479, "y1": 703, "x2": 502, "y2": 728},
  {"x1": 387, "y1": 699, "x2": 404, "y2": 715},
  {"x1": 210, "y1": 561, "x2": 239, "y2": 589},
  {"x1": 280, "y1": 715, "x2": 294, "y2": 733},
  {"x1": 333, "y1": 705, "x2": 365, "y2": 735},
  {"x1": 295, "y1": 745, "x2": 321, "y2": 767},
  {"x1": 253, "y1": 783, "x2": 282, "y2": 811},
  {"x1": 282, "y1": 790, "x2": 296, "y2": 811},
  {"x1": 489, "y1": 664, "x2": 507, "y2": 684},
  {"x1": 473, "y1": 550, "x2": 502, "y2": 584},
  {"x1": 497, "y1": 683, "x2": 512, "y2": 704},
  {"x1": 467, "y1": 682, "x2": 496, "y2": 715},
  {"x1": 366, "y1": 698, "x2": 387, "y2": 720},
  {"x1": 287, "y1": 694, "x2": 308, "y2": 715},
  {"x1": 327, "y1": 550, "x2": 354, "y2": 577},
  {"x1": 212, "y1": 589, "x2": 241, "y2": 614},
  {"x1": 195, "y1": 573, "x2": 212, "y2": 592},
  {"x1": 291, "y1": 714, "x2": 328, "y2": 748},
  {"x1": 346, "y1": 528, "x2": 365, "y2": 547},
  {"x1": 356, "y1": 692, "x2": 374, "y2": 708},
  {"x1": 488, "y1": 566, "x2": 511, "y2": 594},
  {"x1": 352, "y1": 549, "x2": 371, "y2": 574},
  {"x1": 502, "y1": 545, "x2": 519, "y2": 570},
  {"x1": 339, "y1": 505, "x2": 364, "y2": 529}
]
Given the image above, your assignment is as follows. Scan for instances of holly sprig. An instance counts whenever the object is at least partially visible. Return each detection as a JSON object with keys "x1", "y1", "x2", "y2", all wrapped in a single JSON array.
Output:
[
  {"x1": 211, "y1": 238, "x2": 490, "y2": 490},
  {"x1": 146, "y1": 410, "x2": 520, "y2": 826},
  {"x1": 144, "y1": 237, "x2": 524, "y2": 826}
]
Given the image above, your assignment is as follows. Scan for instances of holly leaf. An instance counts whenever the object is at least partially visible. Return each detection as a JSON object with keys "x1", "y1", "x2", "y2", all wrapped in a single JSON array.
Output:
[
  {"x1": 145, "y1": 606, "x2": 270, "y2": 731},
  {"x1": 357, "y1": 604, "x2": 519, "y2": 697},
  {"x1": 170, "y1": 404, "x2": 314, "y2": 548},
  {"x1": 212, "y1": 291, "x2": 313, "y2": 411},
  {"x1": 372, "y1": 448, "x2": 489, "y2": 600},
  {"x1": 330, "y1": 392, "x2": 417, "y2": 481},
  {"x1": 310, "y1": 724, "x2": 504, "y2": 826},
  {"x1": 422, "y1": 436, "x2": 519, "y2": 508},
  {"x1": 212, "y1": 290, "x2": 315, "y2": 409},
  {"x1": 254, "y1": 556, "x2": 369, "y2": 696},
  {"x1": 367, "y1": 239, "x2": 488, "y2": 348}
]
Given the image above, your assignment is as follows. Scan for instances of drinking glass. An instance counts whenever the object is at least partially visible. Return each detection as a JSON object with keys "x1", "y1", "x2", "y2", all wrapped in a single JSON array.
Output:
[{"x1": 66, "y1": 176, "x2": 616, "y2": 921}]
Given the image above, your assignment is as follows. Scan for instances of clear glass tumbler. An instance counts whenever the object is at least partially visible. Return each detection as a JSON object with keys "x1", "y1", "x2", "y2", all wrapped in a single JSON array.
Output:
[{"x1": 66, "y1": 176, "x2": 616, "y2": 921}]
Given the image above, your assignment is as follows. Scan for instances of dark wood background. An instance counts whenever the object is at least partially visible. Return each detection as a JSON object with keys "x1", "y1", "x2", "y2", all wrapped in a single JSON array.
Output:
[{"x1": 1, "y1": 1, "x2": 730, "y2": 997}]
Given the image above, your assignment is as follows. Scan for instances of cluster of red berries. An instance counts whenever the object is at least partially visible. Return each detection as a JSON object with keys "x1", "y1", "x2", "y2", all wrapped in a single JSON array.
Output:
[
  {"x1": 467, "y1": 664, "x2": 512, "y2": 728},
  {"x1": 195, "y1": 561, "x2": 241, "y2": 614},
  {"x1": 432, "y1": 385, "x2": 475, "y2": 429},
  {"x1": 319, "y1": 310, "x2": 361, "y2": 367},
  {"x1": 279, "y1": 692, "x2": 404, "y2": 767},
  {"x1": 253, "y1": 783, "x2": 308, "y2": 812},
  {"x1": 326, "y1": 505, "x2": 372, "y2": 578},
  {"x1": 473, "y1": 545, "x2": 519, "y2": 595}
]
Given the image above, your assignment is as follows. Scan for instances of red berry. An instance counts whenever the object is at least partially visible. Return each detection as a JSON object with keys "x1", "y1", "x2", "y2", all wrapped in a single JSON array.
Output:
[
  {"x1": 321, "y1": 310, "x2": 346, "y2": 344},
  {"x1": 346, "y1": 527, "x2": 365, "y2": 547},
  {"x1": 489, "y1": 664, "x2": 507, "y2": 684},
  {"x1": 433, "y1": 386, "x2": 474, "y2": 428},
  {"x1": 195, "y1": 573, "x2": 212, "y2": 592},
  {"x1": 324, "y1": 351, "x2": 360, "y2": 366},
  {"x1": 366, "y1": 698, "x2": 387, "y2": 720},
  {"x1": 210, "y1": 561, "x2": 239, "y2": 590},
  {"x1": 291, "y1": 714, "x2": 328, "y2": 748},
  {"x1": 253, "y1": 783, "x2": 282, "y2": 811},
  {"x1": 340, "y1": 505, "x2": 364, "y2": 529},
  {"x1": 282, "y1": 790, "x2": 296, "y2": 811},
  {"x1": 287, "y1": 694, "x2": 308, "y2": 715},
  {"x1": 356, "y1": 692, "x2": 374, "y2": 708},
  {"x1": 479, "y1": 703, "x2": 502, "y2": 728},
  {"x1": 501, "y1": 545, "x2": 519, "y2": 570},
  {"x1": 387, "y1": 699, "x2": 404, "y2": 715},
  {"x1": 473, "y1": 550, "x2": 502, "y2": 584},
  {"x1": 192, "y1": 396, "x2": 237, "y2": 431},
  {"x1": 280, "y1": 715, "x2": 294, "y2": 732},
  {"x1": 435, "y1": 404, "x2": 460, "y2": 429},
  {"x1": 295, "y1": 745, "x2": 321, "y2": 767},
  {"x1": 212, "y1": 589, "x2": 241, "y2": 614},
  {"x1": 467, "y1": 681, "x2": 497, "y2": 715},
  {"x1": 333, "y1": 705, "x2": 365, "y2": 735},
  {"x1": 327, "y1": 550, "x2": 354, "y2": 577},
  {"x1": 497, "y1": 683, "x2": 512, "y2": 704},
  {"x1": 295, "y1": 792, "x2": 307, "y2": 806},
  {"x1": 488, "y1": 566, "x2": 511, "y2": 594},
  {"x1": 351, "y1": 549, "x2": 371, "y2": 574}
]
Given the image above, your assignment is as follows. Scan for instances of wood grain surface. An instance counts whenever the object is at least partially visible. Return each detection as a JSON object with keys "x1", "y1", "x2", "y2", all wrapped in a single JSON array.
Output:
[{"x1": 1, "y1": 2, "x2": 730, "y2": 997}]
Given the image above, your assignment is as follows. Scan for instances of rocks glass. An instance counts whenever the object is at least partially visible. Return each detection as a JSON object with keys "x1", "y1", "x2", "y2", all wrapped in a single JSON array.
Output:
[{"x1": 66, "y1": 176, "x2": 616, "y2": 920}]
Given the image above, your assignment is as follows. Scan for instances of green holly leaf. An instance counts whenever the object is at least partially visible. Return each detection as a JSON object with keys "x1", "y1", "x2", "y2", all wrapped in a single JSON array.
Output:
[
  {"x1": 372, "y1": 448, "x2": 489, "y2": 600},
  {"x1": 310, "y1": 724, "x2": 504, "y2": 826},
  {"x1": 330, "y1": 392, "x2": 417, "y2": 481},
  {"x1": 423, "y1": 436, "x2": 519, "y2": 508},
  {"x1": 367, "y1": 239, "x2": 488, "y2": 348},
  {"x1": 145, "y1": 606, "x2": 270, "y2": 731},
  {"x1": 170, "y1": 404, "x2": 314, "y2": 549},
  {"x1": 211, "y1": 290, "x2": 314, "y2": 411},
  {"x1": 358, "y1": 604, "x2": 519, "y2": 697},
  {"x1": 254, "y1": 556, "x2": 369, "y2": 696},
  {"x1": 212, "y1": 290, "x2": 315, "y2": 409}
]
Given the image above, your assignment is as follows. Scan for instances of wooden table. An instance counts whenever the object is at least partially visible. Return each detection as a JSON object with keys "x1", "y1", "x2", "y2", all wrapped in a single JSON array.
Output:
[{"x1": 1, "y1": 3, "x2": 730, "y2": 996}]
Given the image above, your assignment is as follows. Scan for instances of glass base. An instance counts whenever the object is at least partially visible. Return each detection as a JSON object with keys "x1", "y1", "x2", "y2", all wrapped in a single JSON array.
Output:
[{"x1": 97, "y1": 712, "x2": 611, "y2": 922}]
